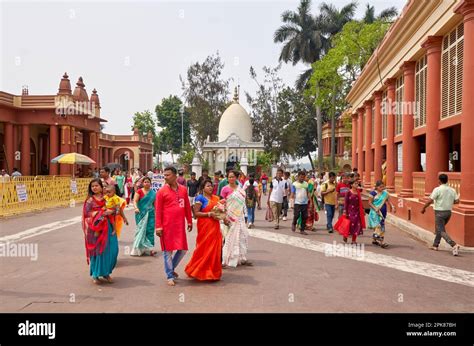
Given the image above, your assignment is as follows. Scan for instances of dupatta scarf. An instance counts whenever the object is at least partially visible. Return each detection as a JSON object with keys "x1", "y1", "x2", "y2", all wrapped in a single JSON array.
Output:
[{"x1": 82, "y1": 195, "x2": 110, "y2": 264}]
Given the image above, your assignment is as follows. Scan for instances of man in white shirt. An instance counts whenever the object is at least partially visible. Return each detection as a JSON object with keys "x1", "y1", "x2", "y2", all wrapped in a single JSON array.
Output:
[
  {"x1": 267, "y1": 168, "x2": 287, "y2": 229},
  {"x1": 11, "y1": 168, "x2": 22, "y2": 177},
  {"x1": 421, "y1": 173, "x2": 461, "y2": 256}
]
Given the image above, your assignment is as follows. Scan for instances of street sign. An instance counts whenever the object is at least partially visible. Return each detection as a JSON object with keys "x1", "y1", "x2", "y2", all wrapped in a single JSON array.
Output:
[
  {"x1": 16, "y1": 184, "x2": 28, "y2": 202},
  {"x1": 152, "y1": 174, "x2": 164, "y2": 191}
]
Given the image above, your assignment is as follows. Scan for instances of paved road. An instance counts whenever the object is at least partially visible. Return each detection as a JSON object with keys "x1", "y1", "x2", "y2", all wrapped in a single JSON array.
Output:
[{"x1": 0, "y1": 200, "x2": 473, "y2": 313}]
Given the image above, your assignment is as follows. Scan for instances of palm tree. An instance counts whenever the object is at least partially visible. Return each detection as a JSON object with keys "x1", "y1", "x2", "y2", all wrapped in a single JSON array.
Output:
[
  {"x1": 273, "y1": 0, "x2": 324, "y2": 89},
  {"x1": 363, "y1": 4, "x2": 398, "y2": 24},
  {"x1": 318, "y1": 2, "x2": 357, "y2": 170}
]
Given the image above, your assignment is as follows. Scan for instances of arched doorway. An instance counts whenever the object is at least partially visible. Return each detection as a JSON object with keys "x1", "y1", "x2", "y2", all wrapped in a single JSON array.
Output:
[{"x1": 113, "y1": 148, "x2": 134, "y2": 172}]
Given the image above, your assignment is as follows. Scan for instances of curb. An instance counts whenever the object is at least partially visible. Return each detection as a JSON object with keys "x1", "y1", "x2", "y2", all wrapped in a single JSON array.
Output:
[{"x1": 386, "y1": 214, "x2": 474, "y2": 253}]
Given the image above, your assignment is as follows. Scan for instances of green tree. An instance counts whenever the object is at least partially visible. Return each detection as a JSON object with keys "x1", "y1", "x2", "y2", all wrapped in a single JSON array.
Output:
[
  {"x1": 177, "y1": 143, "x2": 195, "y2": 167},
  {"x1": 155, "y1": 95, "x2": 191, "y2": 155},
  {"x1": 131, "y1": 110, "x2": 158, "y2": 153},
  {"x1": 246, "y1": 64, "x2": 298, "y2": 163},
  {"x1": 308, "y1": 20, "x2": 390, "y2": 168},
  {"x1": 181, "y1": 52, "x2": 231, "y2": 150}
]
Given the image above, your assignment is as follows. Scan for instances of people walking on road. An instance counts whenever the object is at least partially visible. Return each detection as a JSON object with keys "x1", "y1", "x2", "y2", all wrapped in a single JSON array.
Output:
[
  {"x1": 261, "y1": 172, "x2": 268, "y2": 195},
  {"x1": 82, "y1": 178, "x2": 119, "y2": 285},
  {"x1": 336, "y1": 173, "x2": 351, "y2": 218},
  {"x1": 177, "y1": 170, "x2": 187, "y2": 186},
  {"x1": 217, "y1": 167, "x2": 232, "y2": 196},
  {"x1": 212, "y1": 171, "x2": 221, "y2": 195},
  {"x1": 185, "y1": 179, "x2": 222, "y2": 281},
  {"x1": 124, "y1": 171, "x2": 133, "y2": 205},
  {"x1": 282, "y1": 171, "x2": 291, "y2": 221},
  {"x1": 267, "y1": 168, "x2": 286, "y2": 230},
  {"x1": 100, "y1": 167, "x2": 116, "y2": 187},
  {"x1": 244, "y1": 173, "x2": 258, "y2": 229},
  {"x1": 343, "y1": 179, "x2": 366, "y2": 244},
  {"x1": 131, "y1": 177, "x2": 157, "y2": 256},
  {"x1": 321, "y1": 172, "x2": 337, "y2": 233},
  {"x1": 186, "y1": 172, "x2": 200, "y2": 207},
  {"x1": 113, "y1": 169, "x2": 125, "y2": 197},
  {"x1": 291, "y1": 171, "x2": 310, "y2": 235},
  {"x1": 155, "y1": 166, "x2": 193, "y2": 286},
  {"x1": 368, "y1": 180, "x2": 395, "y2": 248},
  {"x1": 421, "y1": 174, "x2": 461, "y2": 256},
  {"x1": 220, "y1": 170, "x2": 252, "y2": 267},
  {"x1": 303, "y1": 175, "x2": 319, "y2": 231}
]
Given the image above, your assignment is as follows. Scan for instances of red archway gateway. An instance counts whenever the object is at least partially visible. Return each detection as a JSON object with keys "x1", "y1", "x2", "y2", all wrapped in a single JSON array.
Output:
[{"x1": 113, "y1": 148, "x2": 134, "y2": 171}]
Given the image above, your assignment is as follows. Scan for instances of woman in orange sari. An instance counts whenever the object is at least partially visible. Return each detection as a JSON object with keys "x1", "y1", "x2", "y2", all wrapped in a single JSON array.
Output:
[{"x1": 185, "y1": 179, "x2": 222, "y2": 281}]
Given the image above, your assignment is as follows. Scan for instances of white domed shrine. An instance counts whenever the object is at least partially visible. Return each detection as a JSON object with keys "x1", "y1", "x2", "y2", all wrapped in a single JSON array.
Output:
[{"x1": 201, "y1": 86, "x2": 264, "y2": 174}]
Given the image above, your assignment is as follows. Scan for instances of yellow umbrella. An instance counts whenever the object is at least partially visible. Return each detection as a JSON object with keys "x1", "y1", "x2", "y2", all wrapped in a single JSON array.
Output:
[{"x1": 51, "y1": 153, "x2": 96, "y2": 177}]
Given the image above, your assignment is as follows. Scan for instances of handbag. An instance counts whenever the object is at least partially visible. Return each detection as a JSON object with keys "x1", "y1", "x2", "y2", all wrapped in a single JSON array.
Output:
[{"x1": 334, "y1": 215, "x2": 351, "y2": 237}]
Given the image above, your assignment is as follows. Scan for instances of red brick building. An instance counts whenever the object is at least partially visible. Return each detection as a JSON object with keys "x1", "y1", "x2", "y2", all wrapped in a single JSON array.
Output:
[
  {"x1": 0, "y1": 73, "x2": 153, "y2": 176},
  {"x1": 347, "y1": 0, "x2": 474, "y2": 246}
]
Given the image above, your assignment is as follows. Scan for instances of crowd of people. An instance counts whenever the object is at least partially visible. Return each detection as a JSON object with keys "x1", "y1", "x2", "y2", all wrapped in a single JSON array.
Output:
[{"x1": 81, "y1": 164, "x2": 462, "y2": 286}]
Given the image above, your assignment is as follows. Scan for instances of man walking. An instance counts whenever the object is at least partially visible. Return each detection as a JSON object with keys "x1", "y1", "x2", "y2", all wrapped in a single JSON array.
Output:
[
  {"x1": 421, "y1": 174, "x2": 461, "y2": 256},
  {"x1": 100, "y1": 167, "x2": 116, "y2": 187},
  {"x1": 291, "y1": 171, "x2": 310, "y2": 235},
  {"x1": 155, "y1": 166, "x2": 193, "y2": 286},
  {"x1": 321, "y1": 172, "x2": 337, "y2": 233},
  {"x1": 186, "y1": 172, "x2": 199, "y2": 206},
  {"x1": 267, "y1": 168, "x2": 287, "y2": 230}
]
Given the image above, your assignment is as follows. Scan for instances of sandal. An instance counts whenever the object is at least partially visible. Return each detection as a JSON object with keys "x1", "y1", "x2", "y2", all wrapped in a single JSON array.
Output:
[
  {"x1": 429, "y1": 246, "x2": 439, "y2": 251},
  {"x1": 380, "y1": 243, "x2": 389, "y2": 249},
  {"x1": 103, "y1": 275, "x2": 113, "y2": 283}
]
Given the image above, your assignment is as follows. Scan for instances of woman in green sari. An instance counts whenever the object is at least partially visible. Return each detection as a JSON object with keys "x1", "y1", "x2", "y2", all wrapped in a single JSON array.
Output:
[
  {"x1": 131, "y1": 177, "x2": 157, "y2": 256},
  {"x1": 368, "y1": 180, "x2": 393, "y2": 248}
]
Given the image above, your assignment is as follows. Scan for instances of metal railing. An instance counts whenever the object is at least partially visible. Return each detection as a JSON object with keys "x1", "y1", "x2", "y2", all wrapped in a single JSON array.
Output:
[{"x1": 0, "y1": 176, "x2": 91, "y2": 218}]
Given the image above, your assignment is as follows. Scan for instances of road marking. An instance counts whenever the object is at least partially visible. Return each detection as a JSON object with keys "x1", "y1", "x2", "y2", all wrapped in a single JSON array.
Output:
[
  {"x1": 2, "y1": 216, "x2": 473, "y2": 288},
  {"x1": 0, "y1": 217, "x2": 82, "y2": 243},
  {"x1": 248, "y1": 228, "x2": 474, "y2": 288}
]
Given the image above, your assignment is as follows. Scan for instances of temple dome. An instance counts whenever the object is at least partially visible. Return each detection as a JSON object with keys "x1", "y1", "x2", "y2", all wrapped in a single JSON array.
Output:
[{"x1": 218, "y1": 87, "x2": 252, "y2": 142}]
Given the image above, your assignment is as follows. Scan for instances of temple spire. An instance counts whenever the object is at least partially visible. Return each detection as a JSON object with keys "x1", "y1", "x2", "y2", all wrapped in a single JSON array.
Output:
[{"x1": 233, "y1": 85, "x2": 239, "y2": 103}]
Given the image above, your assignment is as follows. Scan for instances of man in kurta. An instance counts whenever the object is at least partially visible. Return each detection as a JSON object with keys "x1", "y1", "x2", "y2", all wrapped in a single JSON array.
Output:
[{"x1": 155, "y1": 166, "x2": 193, "y2": 286}]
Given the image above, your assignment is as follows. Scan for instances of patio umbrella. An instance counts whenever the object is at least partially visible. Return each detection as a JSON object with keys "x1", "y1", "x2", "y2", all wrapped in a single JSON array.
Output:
[{"x1": 51, "y1": 153, "x2": 96, "y2": 177}]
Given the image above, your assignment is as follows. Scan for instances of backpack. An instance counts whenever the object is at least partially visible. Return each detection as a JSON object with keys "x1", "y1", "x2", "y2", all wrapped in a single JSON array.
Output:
[{"x1": 245, "y1": 185, "x2": 257, "y2": 208}]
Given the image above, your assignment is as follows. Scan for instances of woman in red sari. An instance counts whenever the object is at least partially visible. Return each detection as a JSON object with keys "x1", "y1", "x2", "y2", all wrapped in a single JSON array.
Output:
[
  {"x1": 185, "y1": 179, "x2": 222, "y2": 281},
  {"x1": 82, "y1": 178, "x2": 119, "y2": 284}
]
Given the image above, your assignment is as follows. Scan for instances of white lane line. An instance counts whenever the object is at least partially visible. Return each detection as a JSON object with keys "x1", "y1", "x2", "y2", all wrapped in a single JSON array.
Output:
[
  {"x1": 248, "y1": 228, "x2": 474, "y2": 288},
  {"x1": 0, "y1": 217, "x2": 82, "y2": 243}
]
